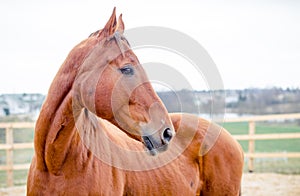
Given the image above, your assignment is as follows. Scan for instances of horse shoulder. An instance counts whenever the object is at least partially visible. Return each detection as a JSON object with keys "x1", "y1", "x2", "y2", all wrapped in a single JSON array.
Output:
[
  {"x1": 199, "y1": 125, "x2": 244, "y2": 195},
  {"x1": 170, "y1": 113, "x2": 243, "y2": 195}
]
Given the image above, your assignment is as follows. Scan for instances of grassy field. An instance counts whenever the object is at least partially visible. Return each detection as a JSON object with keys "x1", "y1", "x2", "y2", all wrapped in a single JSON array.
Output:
[
  {"x1": 0, "y1": 121, "x2": 300, "y2": 187},
  {"x1": 0, "y1": 128, "x2": 34, "y2": 187},
  {"x1": 223, "y1": 121, "x2": 300, "y2": 151},
  {"x1": 223, "y1": 121, "x2": 300, "y2": 174}
]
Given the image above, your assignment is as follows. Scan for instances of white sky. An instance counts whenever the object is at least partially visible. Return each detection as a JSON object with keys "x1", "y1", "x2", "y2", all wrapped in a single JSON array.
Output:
[{"x1": 0, "y1": 0, "x2": 299, "y2": 94}]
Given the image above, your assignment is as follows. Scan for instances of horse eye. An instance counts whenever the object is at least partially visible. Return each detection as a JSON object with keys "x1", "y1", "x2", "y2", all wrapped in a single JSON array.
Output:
[{"x1": 119, "y1": 65, "x2": 134, "y2": 76}]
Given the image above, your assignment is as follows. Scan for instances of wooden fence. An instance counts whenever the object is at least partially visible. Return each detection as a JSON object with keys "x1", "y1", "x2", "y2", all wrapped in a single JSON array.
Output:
[
  {"x1": 1, "y1": 113, "x2": 300, "y2": 186},
  {"x1": 0, "y1": 122, "x2": 35, "y2": 187},
  {"x1": 225, "y1": 113, "x2": 300, "y2": 172}
]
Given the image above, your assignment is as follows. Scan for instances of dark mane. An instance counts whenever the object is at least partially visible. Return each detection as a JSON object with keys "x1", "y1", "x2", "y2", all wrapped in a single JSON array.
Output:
[{"x1": 89, "y1": 30, "x2": 100, "y2": 37}]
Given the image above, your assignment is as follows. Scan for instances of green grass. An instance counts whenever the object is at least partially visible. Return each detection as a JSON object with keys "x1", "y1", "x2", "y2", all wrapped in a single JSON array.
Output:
[
  {"x1": 0, "y1": 171, "x2": 7, "y2": 188},
  {"x1": 0, "y1": 128, "x2": 34, "y2": 187},
  {"x1": 0, "y1": 149, "x2": 34, "y2": 188},
  {"x1": 222, "y1": 121, "x2": 300, "y2": 152},
  {"x1": 0, "y1": 128, "x2": 34, "y2": 143},
  {"x1": 0, "y1": 170, "x2": 29, "y2": 188},
  {"x1": 223, "y1": 121, "x2": 300, "y2": 174},
  {"x1": 223, "y1": 121, "x2": 300, "y2": 134}
]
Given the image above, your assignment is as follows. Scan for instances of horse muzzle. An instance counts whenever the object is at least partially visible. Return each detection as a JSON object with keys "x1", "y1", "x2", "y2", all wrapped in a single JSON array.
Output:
[{"x1": 142, "y1": 127, "x2": 175, "y2": 156}]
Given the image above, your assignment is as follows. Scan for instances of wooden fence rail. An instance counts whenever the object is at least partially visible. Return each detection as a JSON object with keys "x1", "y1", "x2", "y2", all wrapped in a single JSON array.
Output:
[
  {"x1": 1, "y1": 113, "x2": 300, "y2": 186},
  {"x1": 0, "y1": 122, "x2": 35, "y2": 187},
  {"x1": 225, "y1": 113, "x2": 300, "y2": 172}
]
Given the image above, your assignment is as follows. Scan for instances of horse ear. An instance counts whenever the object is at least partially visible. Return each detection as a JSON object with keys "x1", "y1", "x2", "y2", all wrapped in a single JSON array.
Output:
[
  {"x1": 116, "y1": 14, "x2": 125, "y2": 34},
  {"x1": 98, "y1": 7, "x2": 117, "y2": 39}
]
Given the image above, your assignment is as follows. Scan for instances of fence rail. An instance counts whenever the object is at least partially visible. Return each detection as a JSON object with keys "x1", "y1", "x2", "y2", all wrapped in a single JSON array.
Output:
[
  {"x1": 0, "y1": 122, "x2": 35, "y2": 187},
  {"x1": 1, "y1": 113, "x2": 300, "y2": 186},
  {"x1": 225, "y1": 113, "x2": 300, "y2": 172}
]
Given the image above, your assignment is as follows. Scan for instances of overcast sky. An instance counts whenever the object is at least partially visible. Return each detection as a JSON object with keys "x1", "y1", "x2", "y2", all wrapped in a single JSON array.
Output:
[{"x1": 0, "y1": 0, "x2": 299, "y2": 94}]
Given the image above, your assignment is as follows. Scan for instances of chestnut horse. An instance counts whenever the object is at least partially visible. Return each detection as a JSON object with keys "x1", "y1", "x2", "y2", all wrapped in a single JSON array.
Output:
[{"x1": 27, "y1": 8, "x2": 243, "y2": 195}]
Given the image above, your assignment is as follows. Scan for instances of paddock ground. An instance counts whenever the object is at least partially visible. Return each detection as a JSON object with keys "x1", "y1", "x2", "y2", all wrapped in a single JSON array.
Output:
[
  {"x1": 0, "y1": 173, "x2": 300, "y2": 196},
  {"x1": 241, "y1": 173, "x2": 300, "y2": 196}
]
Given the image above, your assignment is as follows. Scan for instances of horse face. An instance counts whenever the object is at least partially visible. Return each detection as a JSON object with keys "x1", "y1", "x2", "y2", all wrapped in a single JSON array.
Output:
[{"x1": 77, "y1": 8, "x2": 175, "y2": 155}]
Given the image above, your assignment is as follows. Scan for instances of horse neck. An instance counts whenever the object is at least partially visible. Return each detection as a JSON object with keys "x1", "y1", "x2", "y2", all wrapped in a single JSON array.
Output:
[
  {"x1": 34, "y1": 74, "x2": 80, "y2": 173},
  {"x1": 34, "y1": 38, "x2": 98, "y2": 172}
]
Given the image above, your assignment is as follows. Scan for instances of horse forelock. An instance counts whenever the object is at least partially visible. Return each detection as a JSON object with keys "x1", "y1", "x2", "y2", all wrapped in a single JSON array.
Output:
[{"x1": 109, "y1": 31, "x2": 131, "y2": 57}]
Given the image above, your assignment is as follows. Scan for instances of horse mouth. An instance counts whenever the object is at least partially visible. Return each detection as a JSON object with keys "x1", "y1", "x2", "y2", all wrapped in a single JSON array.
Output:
[{"x1": 142, "y1": 135, "x2": 168, "y2": 156}]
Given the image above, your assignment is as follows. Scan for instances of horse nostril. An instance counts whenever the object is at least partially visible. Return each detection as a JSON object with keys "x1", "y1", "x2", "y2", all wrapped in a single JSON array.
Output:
[{"x1": 162, "y1": 128, "x2": 173, "y2": 144}]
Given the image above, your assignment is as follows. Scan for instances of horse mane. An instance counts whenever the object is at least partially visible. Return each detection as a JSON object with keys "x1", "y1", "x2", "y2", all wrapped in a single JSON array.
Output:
[
  {"x1": 34, "y1": 8, "x2": 128, "y2": 169},
  {"x1": 34, "y1": 34, "x2": 101, "y2": 169},
  {"x1": 37, "y1": 8, "x2": 124, "y2": 134},
  {"x1": 45, "y1": 36, "x2": 98, "y2": 115}
]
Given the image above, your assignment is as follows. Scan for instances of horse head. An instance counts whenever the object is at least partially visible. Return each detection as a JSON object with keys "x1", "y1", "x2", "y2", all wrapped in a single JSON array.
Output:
[{"x1": 72, "y1": 8, "x2": 175, "y2": 155}]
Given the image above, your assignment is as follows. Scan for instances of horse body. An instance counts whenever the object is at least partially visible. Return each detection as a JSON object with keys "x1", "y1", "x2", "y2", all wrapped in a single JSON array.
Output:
[
  {"x1": 27, "y1": 8, "x2": 243, "y2": 195},
  {"x1": 28, "y1": 112, "x2": 243, "y2": 195}
]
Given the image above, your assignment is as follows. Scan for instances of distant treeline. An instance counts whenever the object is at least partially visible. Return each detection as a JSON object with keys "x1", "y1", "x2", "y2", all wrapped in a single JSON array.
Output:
[
  {"x1": 227, "y1": 88, "x2": 300, "y2": 115},
  {"x1": 1, "y1": 88, "x2": 300, "y2": 121},
  {"x1": 157, "y1": 88, "x2": 300, "y2": 115}
]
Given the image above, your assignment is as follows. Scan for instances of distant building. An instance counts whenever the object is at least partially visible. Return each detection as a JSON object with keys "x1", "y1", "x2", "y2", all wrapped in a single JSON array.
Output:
[
  {"x1": 225, "y1": 90, "x2": 239, "y2": 104},
  {"x1": 0, "y1": 94, "x2": 45, "y2": 117}
]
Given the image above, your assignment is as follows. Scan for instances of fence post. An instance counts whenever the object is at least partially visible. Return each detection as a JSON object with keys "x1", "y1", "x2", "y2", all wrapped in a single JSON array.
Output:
[
  {"x1": 248, "y1": 121, "x2": 255, "y2": 172},
  {"x1": 6, "y1": 126, "x2": 14, "y2": 187}
]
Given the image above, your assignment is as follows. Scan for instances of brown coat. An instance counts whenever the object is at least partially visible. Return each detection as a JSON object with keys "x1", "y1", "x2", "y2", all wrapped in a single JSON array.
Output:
[
  {"x1": 27, "y1": 112, "x2": 243, "y2": 195},
  {"x1": 27, "y1": 8, "x2": 243, "y2": 195}
]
